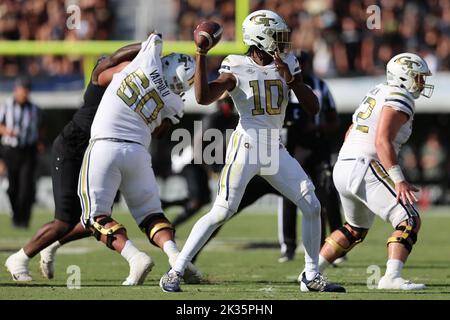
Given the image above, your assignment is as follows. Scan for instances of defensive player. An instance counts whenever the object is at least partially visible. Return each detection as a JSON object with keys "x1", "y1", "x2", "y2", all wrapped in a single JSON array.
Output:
[
  {"x1": 160, "y1": 10, "x2": 345, "y2": 293},
  {"x1": 318, "y1": 53, "x2": 433, "y2": 290},
  {"x1": 5, "y1": 43, "x2": 141, "y2": 282},
  {"x1": 77, "y1": 33, "x2": 201, "y2": 285}
]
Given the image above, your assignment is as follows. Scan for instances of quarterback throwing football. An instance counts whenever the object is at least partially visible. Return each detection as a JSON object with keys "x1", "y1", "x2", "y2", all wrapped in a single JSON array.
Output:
[{"x1": 160, "y1": 10, "x2": 345, "y2": 293}]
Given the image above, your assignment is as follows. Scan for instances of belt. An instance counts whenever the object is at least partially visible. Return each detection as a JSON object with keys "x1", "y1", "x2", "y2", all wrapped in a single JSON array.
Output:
[{"x1": 95, "y1": 138, "x2": 142, "y2": 145}]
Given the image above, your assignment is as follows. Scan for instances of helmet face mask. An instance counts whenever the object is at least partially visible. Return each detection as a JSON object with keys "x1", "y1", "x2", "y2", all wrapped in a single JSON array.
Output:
[
  {"x1": 386, "y1": 53, "x2": 434, "y2": 99},
  {"x1": 414, "y1": 73, "x2": 434, "y2": 98},
  {"x1": 243, "y1": 10, "x2": 291, "y2": 54},
  {"x1": 161, "y1": 53, "x2": 195, "y2": 95}
]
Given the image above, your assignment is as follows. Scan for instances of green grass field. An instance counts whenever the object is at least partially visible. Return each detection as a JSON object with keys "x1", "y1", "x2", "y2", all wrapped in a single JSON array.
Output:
[{"x1": 1, "y1": 206, "x2": 449, "y2": 300}]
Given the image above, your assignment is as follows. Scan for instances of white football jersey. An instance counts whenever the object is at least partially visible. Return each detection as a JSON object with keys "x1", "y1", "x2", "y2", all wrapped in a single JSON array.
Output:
[
  {"x1": 339, "y1": 83, "x2": 415, "y2": 160},
  {"x1": 91, "y1": 34, "x2": 184, "y2": 149},
  {"x1": 219, "y1": 53, "x2": 301, "y2": 144}
]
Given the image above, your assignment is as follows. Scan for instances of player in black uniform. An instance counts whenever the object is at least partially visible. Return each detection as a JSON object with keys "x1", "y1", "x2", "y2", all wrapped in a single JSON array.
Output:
[{"x1": 5, "y1": 43, "x2": 141, "y2": 281}]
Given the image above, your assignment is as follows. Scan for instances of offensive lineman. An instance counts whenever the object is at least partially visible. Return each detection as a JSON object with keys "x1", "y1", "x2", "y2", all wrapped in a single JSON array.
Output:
[
  {"x1": 77, "y1": 33, "x2": 202, "y2": 285},
  {"x1": 5, "y1": 43, "x2": 141, "y2": 282},
  {"x1": 160, "y1": 10, "x2": 345, "y2": 293},
  {"x1": 318, "y1": 53, "x2": 433, "y2": 290}
]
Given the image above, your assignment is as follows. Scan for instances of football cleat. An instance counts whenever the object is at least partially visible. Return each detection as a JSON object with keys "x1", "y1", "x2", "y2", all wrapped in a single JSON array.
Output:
[
  {"x1": 160, "y1": 270, "x2": 183, "y2": 292},
  {"x1": 300, "y1": 272, "x2": 346, "y2": 293},
  {"x1": 39, "y1": 242, "x2": 60, "y2": 279},
  {"x1": 331, "y1": 255, "x2": 348, "y2": 268},
  {"x1": 169, "y1": 254, "x2": 203, "y2": 284},
  {"x1": 377, "y1": 275, "x2": 426, "y2": 290},
  {"x1": 122, "y1": 252, "x2": 154, "y2": 286},
  {"x1": 5, "y1": 253, "x2": 32, "y2": 282},
  {"x1": 39, "y1": 260, "x2": 54, "y2": 280},
  {"x1": 278, "y1": 251, "x2": 295, "y2": 263}
]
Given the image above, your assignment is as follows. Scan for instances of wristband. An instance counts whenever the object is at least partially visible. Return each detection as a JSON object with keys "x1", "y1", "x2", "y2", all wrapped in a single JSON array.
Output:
[{"x1": 387, "y1": 165, "x2": 405, "y2": 183}]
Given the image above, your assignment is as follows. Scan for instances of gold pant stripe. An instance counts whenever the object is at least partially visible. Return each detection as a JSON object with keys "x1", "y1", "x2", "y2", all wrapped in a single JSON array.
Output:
[
  {"x1": 79, "y1": 141, "x2": 96, "y2": 223},
  {"x1": 370, "y1": 160, "x2": 395, "y2": 189},
  {"x1": 219, "y1": 131, "x2": 240, "y2": 197}
]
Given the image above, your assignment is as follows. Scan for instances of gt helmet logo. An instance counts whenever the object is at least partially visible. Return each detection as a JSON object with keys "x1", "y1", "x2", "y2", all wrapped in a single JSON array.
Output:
[
  {"x1": 250, "y1": 14, "x2": 276, "y2": 26},
  {"x1": 395, "y1": 56, "x2": 421, "y2": 69}
]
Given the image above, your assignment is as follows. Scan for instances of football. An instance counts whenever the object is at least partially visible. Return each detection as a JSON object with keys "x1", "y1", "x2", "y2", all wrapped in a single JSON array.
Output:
[{"x1": 193, "y1": 21, "x2": 223, "y2": 51}]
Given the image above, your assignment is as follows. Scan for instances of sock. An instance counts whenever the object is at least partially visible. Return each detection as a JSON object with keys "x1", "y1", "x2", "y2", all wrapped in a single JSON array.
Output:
[
  {"x1": 318, "y1": 255, "x2": 331, "y2": 273},
  {"x1": 172, "y1": 205, "x2": 231, "y2": 275},
  {"x1": 120, "y1": 240, "x2": 141, "y2": 263},
  {"x1": 297, "y1": 194, "x2": 321, "y2": 281},
  {"x1": 163, "y1": 240, "x2": 179, "y2": 257},
  {"x1": 385, "y1": 259, "x2": 404, "y2": 278},
  {"x1": 17, "y1": 248, "x2": 30, "y2": 261},
  {"x1": 40, "y1": 241, "x2": 61, "y2": 262}
]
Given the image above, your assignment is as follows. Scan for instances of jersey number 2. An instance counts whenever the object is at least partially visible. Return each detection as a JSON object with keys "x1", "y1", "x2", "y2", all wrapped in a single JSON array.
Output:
[
  {"x1": 249, "y1": 80, "x2": 284, "y2": 116},
  {"x1": 117, "y1": 68, "x2": 164, "y2": 125},
  {"x1": 356, "y1": 96, "x2": 376, "y2": 133}
]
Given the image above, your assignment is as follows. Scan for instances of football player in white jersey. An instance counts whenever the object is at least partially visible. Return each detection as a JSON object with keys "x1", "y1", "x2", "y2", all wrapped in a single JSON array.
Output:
[
  {"x1": 318, "y1": 53, "x2": 434, "y2": 290},
  {"x1": 78, "y1": 33, "x2": 201, "y2": 285},
  {"x1": 160, "y1": 10, "x2": 345, "y2": 293}
]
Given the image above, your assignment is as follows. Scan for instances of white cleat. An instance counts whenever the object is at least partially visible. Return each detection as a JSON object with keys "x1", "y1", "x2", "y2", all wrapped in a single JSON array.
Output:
[
  {"x1": 122, "y1": 252, "x2": 154, "y2": 286},
  {"x1": 377, "y1": 275, "x2": 426, "y2": 290},
  {"x1": 39, "y1": 242, "x2": 60, "y2": 279},
  {"x1": 39, "y1": 260, "x2": 54, "y2": 280},
  {"x1": 5, "y1": 253, "x2": 32, "y2": 282},
  {"x1": 169, "y1": 254, "x2": 203, "y2": 284}
]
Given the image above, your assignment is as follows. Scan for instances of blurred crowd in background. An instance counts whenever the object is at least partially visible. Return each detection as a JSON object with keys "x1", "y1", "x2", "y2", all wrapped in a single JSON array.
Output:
[
  {"x1": 0, "y1": 0, "x2": 113, "y2": 77},
  {"x1": 0, "y1": 0, "x2": 449, "y2": 209},
  {"x1": 2, "y1": 0, "x2": 450, "y2": 78},
  {"x1": 174, "y1": 0, "x2": 450, "y2": 77}
]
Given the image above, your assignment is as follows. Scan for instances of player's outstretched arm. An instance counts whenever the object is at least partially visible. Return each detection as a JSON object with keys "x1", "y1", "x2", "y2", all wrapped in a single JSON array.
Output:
[
  {"x1": 375, "y1": 107, "x2": 419, "y2": 205},
  {"x1": 92, "y1": 42, "x2": 142, "y2": 85},
  {"x1": 194, "y1": 52, "x2": 236, "y2": 105}
]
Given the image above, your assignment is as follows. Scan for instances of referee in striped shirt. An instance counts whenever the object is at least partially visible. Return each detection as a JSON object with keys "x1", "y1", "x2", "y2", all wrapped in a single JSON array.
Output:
[{"x1": 0, "y1": 78, "x2": 41, "y2": 228}]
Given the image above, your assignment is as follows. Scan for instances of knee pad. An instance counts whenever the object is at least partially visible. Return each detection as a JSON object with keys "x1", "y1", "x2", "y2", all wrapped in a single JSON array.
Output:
[
  {"x1": 296, "y1": 192, "x2": 321, "y2": 218},
  {"x1": 387, "y1": 221, "x2": 418, "y2": 253},
  {"x1": 139, "y1": 213, "x2": 174, "y2": 247},
  {"x1": 91, "y1": 217, "x2": 126, "y2": 250},
  {"x1": 325, "y1": 223, "x2": 368, "y2": 256}
]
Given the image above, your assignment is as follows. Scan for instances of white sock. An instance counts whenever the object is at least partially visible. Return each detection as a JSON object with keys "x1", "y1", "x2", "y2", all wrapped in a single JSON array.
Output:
[
  {"x1": 385, "y1": 259, "x2": 404, "y2": 278},
  {"x1": 163, "y1": 240, "x2": 179, "y2": 257},
  {"x1": 120, "y1": 240, "x2": 141, "y2": 263},
  {"x1": 318, "y1": 255, "x2": 331, "y2": 273},
  {"x1": 297, "y1": 194, "x2": 321, "y2": 281},
  {"x1": 17, "y1": 248, "x2": 30, "y2": 261},
  {"x1": 173, "y1": 205, "x2": 231, "y2": 275}
]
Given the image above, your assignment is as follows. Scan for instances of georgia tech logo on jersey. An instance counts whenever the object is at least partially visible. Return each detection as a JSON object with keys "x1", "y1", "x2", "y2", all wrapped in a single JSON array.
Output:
[
  {"x1": 250, "y1": 14, "x2": 275, "y2": 26},
  {"x1": 395, "y1": 56, "x2": 421, "y2": 69},
  {"x1": 246, "y1": 68, "x2": 255, "y2": 74}
]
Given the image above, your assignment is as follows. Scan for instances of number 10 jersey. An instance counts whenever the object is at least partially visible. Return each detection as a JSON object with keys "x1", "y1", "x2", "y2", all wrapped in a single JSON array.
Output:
[
  {"x1": 338, "y1": 83, "x2": 415, "y2": 161},
  {"x1": 219, "y1": 53, "x2": 301, "y2": 145}
]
